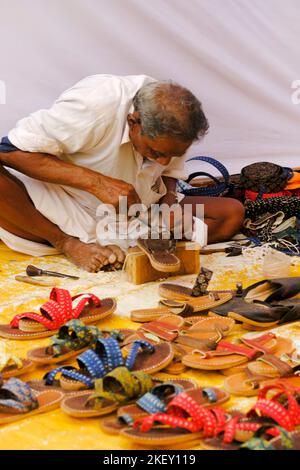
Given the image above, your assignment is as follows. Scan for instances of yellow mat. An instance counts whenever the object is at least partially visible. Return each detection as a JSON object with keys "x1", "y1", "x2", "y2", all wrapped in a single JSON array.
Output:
[{"x1": 0, "y1": 242, "x2": 299, "y2": 450}]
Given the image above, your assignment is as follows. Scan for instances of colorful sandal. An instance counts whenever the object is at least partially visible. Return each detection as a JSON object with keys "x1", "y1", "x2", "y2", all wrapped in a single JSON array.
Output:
[
  {"x1": 27, "y1": 319, "x2": 133, "y2": 365},
  {"x1": 0, "y1": 354, "x2": 34, "y2": 379},
  {"x1": 203, "y1": 383, "x2": 300, "y2": 450},
  {"x1": 182, "y1": 332, "x2": 279, "y2": 371},
  {"x1": 60, "y1": 366, "x2": 155, "y2": 418},
  {"x1": 0, "y1": 377, "x2": 63, "y2": 425},
  {"x1": 224, "y1": 352, "x2": 300, "y2": 396},
  {"x1": 101, "y1": 383, "x2": 227, "y2": 435},
  {"x1": 120, "y1": 389, "x2": 229, "y2": 446},
  {"x1": 130, "y1": 293, "x2": 233, "y2": 322},
  {"x1": 31, "y1": 338, "x2": 174, "y2": 392},
  {"x1": 0, "y1": 288, "x2": 116, "y2": 340}
]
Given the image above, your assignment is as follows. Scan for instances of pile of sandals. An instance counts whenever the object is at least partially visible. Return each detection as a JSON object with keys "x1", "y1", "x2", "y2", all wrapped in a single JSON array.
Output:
[{"x1": 1, "y1": 266, "x2": 300, "y2": 451}]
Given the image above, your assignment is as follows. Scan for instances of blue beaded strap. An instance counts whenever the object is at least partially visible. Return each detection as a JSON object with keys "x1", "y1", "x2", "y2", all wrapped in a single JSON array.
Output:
[
  {"x1": 125, "y1": 340, "x2": 155, "y2": 371},
  {"x1": 118, "y1": 412, "x2": 134, "y2": 425},
  {"x1": 202, "y1": 387, "x2": 218, "y2": 403},
  {"x1": 77, "y1": 349, "x2": 107, "y2": 378},
  {"x1": 177, "y1": 156, "x2": 230, "y2": 197},
  {"x1": 0, "y1": 378, "x2": 38, "y2": 412},
  {"x1": 44, "y1": 365, "x2": 95, "y2": 388},
  {"x1": 136, "y1": 382, "x2": 183, "y2": 414},
  {"x1": 94, "y1": 337, "x2": 124, "y2": 372}
]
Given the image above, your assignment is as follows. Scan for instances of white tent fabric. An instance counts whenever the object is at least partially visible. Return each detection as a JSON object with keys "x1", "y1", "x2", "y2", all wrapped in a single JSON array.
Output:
[{"x1": 0, "y1": 0, "x2": 300, "y2": 174}]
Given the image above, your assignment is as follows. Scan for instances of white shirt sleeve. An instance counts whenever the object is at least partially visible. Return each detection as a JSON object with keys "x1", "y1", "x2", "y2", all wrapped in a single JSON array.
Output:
[{"x1": 8, "y1": 81, "x2": 114, "y2": 157}]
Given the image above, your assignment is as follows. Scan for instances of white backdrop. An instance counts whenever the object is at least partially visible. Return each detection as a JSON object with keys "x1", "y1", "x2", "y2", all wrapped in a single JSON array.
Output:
[{"x1": 0, "y1": 0, "x2": 300, "y2": 174}]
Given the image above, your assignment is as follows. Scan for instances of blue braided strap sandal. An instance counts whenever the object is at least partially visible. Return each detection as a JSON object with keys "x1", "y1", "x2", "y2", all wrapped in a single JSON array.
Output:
[
  {"x1": 0, "y1": 377, "x2": 63, "y2": 425},
  {"x1": 45, "y1": 337, "x2": 124, "y2": 391}
]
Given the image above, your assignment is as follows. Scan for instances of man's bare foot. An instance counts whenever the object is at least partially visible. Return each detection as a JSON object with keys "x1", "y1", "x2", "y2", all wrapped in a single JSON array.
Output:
[
  {"x1": 55, "y1": 236, "x2": 119, "y2": 272},
  {"x1": 106, "y1": 244, "x2": 126, "y2": 263}
]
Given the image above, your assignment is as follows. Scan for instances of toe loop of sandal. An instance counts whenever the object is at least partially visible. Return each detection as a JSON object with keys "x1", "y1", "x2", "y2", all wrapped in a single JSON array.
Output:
[{"x1": 125, "y1": 340, "x2": 155, "y2": 371}]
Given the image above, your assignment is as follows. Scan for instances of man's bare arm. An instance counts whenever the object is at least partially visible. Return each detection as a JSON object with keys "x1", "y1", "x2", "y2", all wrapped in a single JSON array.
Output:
[{"x1": 0, "y1": 150, "x2": 140, "y2": 208}]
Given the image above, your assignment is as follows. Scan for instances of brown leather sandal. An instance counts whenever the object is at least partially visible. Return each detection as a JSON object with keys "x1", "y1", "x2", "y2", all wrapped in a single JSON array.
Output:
[{"x1": 136, "y1": 238, "x2": 180, "y2": 272}]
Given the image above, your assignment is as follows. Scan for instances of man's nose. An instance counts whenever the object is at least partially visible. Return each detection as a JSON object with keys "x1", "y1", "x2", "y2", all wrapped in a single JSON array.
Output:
[{"x1": 156, "y1": 156, "x2": 172, "y2": 166}]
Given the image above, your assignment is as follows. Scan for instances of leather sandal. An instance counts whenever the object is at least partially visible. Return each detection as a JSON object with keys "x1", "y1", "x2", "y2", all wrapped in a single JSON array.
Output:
[
  {"x1": 0, "y1": 288, "x2": 116, "y2": 340},
  {"x1": 136, "y1": 238, "x2": 180, "y2": 272},
  {"x1": 130, "y1": 293, "x2": 233, "y2": 322}
]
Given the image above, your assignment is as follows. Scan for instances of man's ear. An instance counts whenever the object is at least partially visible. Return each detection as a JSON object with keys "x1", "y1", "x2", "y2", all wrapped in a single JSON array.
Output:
[{"x1": 127, "y1": 111, "x2": 141, "y2": 128}]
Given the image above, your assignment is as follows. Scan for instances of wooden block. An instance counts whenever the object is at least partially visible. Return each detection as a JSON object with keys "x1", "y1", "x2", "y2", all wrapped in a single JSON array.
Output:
[{"x1": 125, "y1": 241, "x2": 200, "y2": 285}]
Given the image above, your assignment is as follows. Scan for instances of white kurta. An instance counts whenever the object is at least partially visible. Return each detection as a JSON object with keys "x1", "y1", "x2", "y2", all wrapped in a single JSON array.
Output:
[{"x1": 1, "y1": 74, "x2": 204, "y2": 255}]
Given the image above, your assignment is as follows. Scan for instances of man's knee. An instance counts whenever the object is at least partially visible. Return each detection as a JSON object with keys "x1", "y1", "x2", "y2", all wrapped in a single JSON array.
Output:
[{"x1": 223, "y1": 198, "x2": 245, "y2": 233}]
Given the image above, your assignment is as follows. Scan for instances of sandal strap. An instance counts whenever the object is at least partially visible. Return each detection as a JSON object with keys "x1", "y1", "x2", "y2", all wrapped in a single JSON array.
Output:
[
  {"x1": 139, "y1": 321, "x2": 180, "y2": 342},
  {"x1": 94, "y1": 337, "x2": 124, "y2": 371},
  {"x1": 134, "y1": 412, "x2": 202, "y2": 433},
  {"x1": 256, "y1": 354, "x2": 294, "y2": 376},
  {"x1": 0, "y1": 378, "x2": 38, "y2": 413},
  {"x1": 77, "y1": 349, "x2": 107, "y2": 378},
  {"x1": 215, "y1": 340, "x2": 258, "y2": 359},
  {"x1": 71, "y1": 293, "x2": 101, "y2": 318},
  {"x1": 11, "y1": 287, "x2": 73, "y2": 329},
  {"x1": 125, "y1": 340, "x2": 154, "y2": 370},
  {"x1": 135, "y1": 383, "x2": 184, "y2": 415},
  {"x1": 0, "y1": 354, "x2": 23, "y2": 372},
  {"x1": 88, "y1": 367, "x2": 153, "y2": 407},
  {"x1": 44, "y1": 365, "x2": 95, "y2": 387},
  {"x1": 240, "y1": 333, "x2": 276, "y2": 354}
]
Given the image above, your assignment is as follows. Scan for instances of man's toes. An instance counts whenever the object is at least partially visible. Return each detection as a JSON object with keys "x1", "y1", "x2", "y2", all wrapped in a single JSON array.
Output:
[
  {"x1": 108, "y1": 245, "x2": 125, "y2": 263},
  {"x1": 100, "y1": 247, "x2": 116, "y2": 264}
]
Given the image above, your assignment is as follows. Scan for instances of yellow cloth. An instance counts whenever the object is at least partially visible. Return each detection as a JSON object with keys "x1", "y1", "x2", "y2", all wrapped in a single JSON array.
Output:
[{"x1": 0, "y1": 242, "x2": 299, "y2": 449}]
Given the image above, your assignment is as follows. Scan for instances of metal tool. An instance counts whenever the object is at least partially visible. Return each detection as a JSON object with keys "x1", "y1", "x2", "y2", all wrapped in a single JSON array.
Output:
[{"x1": 26, "y1": 264, "x2": 80, "y2": 280}]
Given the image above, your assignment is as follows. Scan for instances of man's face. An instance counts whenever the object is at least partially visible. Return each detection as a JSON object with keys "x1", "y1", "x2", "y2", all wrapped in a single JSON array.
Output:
[{"x1": 127, "y1": 112, "x2": 192, "y2": 166}]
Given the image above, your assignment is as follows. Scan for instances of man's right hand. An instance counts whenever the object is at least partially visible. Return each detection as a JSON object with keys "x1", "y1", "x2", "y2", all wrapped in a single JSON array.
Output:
[{"x1": 91, "y1": 174, "x2": 141, "y2": 210}]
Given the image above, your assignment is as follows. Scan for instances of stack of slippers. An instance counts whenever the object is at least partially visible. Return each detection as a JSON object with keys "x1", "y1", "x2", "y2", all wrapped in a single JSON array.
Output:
[
  {"x1": 0, "y1": 288, "x2": 116, "y2": 340},
  {"x1": 123, "y1": 314, "x2": 235, "y2": 375},
  {"x1": 159, "y1": 277, "x2": 300, "y2": 329},
  {"x1": 130, "y1": 293, "x2": 233, "y2": 322},
  {"x1": 136, "y1": 238, "x2": 180, "y2": 273},
  {"x1": 181, "y1": 332, "x2": 294, "y2": 372},
  {"x1": 223, "y1": 337, "x2": 300, "y2": 396}
]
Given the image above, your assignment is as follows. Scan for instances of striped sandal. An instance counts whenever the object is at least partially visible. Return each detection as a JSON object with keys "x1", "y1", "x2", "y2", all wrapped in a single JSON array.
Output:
[
  {"x1": 0, "y1": 288, "x2": 116, "y2": 340},
  {"x1": 0, "y1": 377, "x2": 63, "y2": 425},
  {"x1": 30, "y1": 338, "x2": 173, "y2": 393},
  {"x1": 202, "y1": 383, "x2": 300, "y2": 450},
  {"x1": 120, "y1": 389, "x2": 229, "y2": 446},
  {"x1": 101, "y1": 383, "x2": 227, "y2": 435},
  {"x1": 60, "y1": 366, "x2": 155, "y2": 418},
  {"x1": 27, "y1": 319, "x2": 134, "y2": 365}
]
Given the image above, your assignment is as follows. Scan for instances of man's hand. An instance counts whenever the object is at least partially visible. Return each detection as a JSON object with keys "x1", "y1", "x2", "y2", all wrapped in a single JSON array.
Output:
[{"x1": 91, "y1": 174, "x2": 141, "y2": 210}]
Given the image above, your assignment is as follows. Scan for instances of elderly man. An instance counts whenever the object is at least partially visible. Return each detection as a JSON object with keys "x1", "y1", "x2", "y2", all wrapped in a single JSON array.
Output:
[{"x1": 0, "y1": 74, "x2": 244, "y2": 272}]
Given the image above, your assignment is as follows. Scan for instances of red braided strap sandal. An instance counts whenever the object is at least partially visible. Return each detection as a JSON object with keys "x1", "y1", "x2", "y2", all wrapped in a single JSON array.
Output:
[
  {"x1": 202, "y1": 383, "x2": 300, "y2": 450},
  {"x1": 0, "y1": 288, "x2": 116, "y2": 340},
  {"x1": 120, "y1": 389, "x2": 229, "y2": 446}
]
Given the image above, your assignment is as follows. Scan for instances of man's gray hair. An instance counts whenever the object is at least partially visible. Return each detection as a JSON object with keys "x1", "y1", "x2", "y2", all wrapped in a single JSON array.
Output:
[{"x1": 133, "y1": 81, "x2": 209, "y2": 142}]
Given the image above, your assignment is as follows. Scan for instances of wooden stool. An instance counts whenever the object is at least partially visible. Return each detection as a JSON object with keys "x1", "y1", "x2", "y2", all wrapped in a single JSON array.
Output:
[{"x1": 125, "y1": 241, "x2": 200, "y2": 284}]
